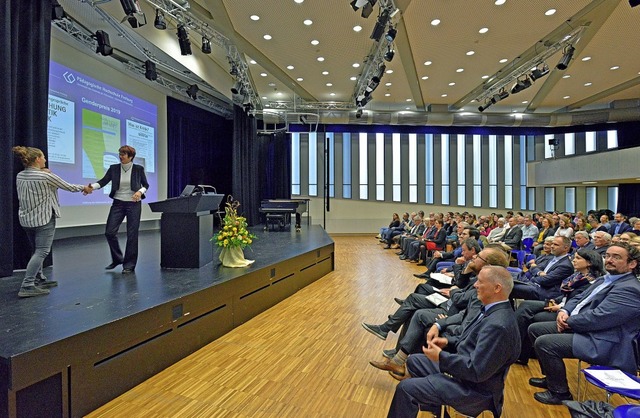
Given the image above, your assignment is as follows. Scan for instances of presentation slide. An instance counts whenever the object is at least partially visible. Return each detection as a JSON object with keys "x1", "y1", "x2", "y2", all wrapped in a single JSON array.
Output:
[{"x1": 47, "y1": 60, "x2": 158, "y2": 206}]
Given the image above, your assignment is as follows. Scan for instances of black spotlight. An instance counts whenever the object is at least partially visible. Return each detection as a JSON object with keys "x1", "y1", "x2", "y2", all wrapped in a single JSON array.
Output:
[
  {"x1": 355, "y1": 108, "x2": 364, "y2": 118},
  {"x1": 356, "y1": 94, "x2": 372, "y2": 107},
  {"x1": 478, "y1": 101, "x2": 492, "y2": 112},
  {"x1": 490, "y1": 90, "x2": 509, "y2": 104},
  {"x1": 385, "y1": 27, "x2": 397, "y2": 42},
  {"x1": 177, "y1": 24, "x2": 192, "y2": 55},
  {"x1": 154, "y1": 9, "x2": 167, "y2": 29},
  {"x1": 556, "y1": 45, "x2": 575, "y2": 70},
  {"x1": 230, "y1": 80, "x2": 242, "y2": 95},
  {"x1": 530, "y1": 63, "x2": 550, "y2": 81},
  {"x1": 201, "y1": 36, "x2": 211, "y2": 54},
  {"x1": 384, "y1": 46, "x2": 395, "y2": 62},
  {"x1": 95, "y1": 30, "x2": 113, "y2": 56},
  {"x1": 370, "y1": 9, "x2": 390, "y2": 41},
  {"x1": 144, "y1": 60, "x2": 157, "y2": 81},
  {"x1": 187, "y1": 84, "x2": 199, "y2": 100},
  {"x1": 120, "y1": 0, "x2": 146, "y2": 28},
  {"x1": 51, "y1": 0, "x2": 65, "y2": 20},
  {"x1": 510, "y1": 76, "x2": 532, "y2": 94}
]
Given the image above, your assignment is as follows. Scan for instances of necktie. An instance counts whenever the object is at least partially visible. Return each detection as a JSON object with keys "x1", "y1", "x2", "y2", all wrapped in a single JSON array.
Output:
[{"x1": 543, "y1": 257, "x2": 559, "y2": 273}]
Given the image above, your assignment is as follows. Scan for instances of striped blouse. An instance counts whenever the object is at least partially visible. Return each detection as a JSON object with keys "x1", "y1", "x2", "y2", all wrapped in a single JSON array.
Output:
[{"x1": 15, "y1": 167, "x2": 85, "y2": 228}]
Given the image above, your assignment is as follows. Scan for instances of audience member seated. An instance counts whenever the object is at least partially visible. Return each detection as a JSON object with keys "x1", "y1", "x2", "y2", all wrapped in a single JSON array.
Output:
[
  {"x1": 378, "y1": 212, "x2": 401, "y2": 240},
  {"x1": 521, "y1": 215, "x2": 539, "y2": 241},
  {"x1": 382, "y1": 212, "x2": 412, "y2": 247},
  {"x1": 573, "y1": 230, "x2": 595, "y2": 252},
  {"x1": 527, "y1": 242, "x2": 640, "y2": 405},
  {"x1": 510, "y1": 236, "x2": 574, "y2": 301},
  {"x1": 414, "y1": 218, "x2": 447, "y2": 263},
  {"x1": 619, "y1": 231, "x2": 637, "y2": 245},
  {"x1": 513, "y1": 249, "x2": 604, "y2": 365},
  {"x1": 610, "y1": 212, "x2": 632, "y2": 236},
  {"x1": 413, "y1": 225, "x2": 475, "y2": 279},
  {"x1": 587, "y1": 214, "x2": 607, "y2": 237},
  {"x1": 592, "y1": 231, "x2": 612, "y2": 256},
  {"x1": 486, "y1": 217, "x2": 506, "y2": 243},
  {"x1": 501, "y1": 216, "x2": 523, "y2": 250},
  {"x1": 554, "y1": 215, "x2": 574, "y2": 240},
  {"x1": 398, "y1": 217, "x2": 431, "y2": 259},
  {"x1": 632, "y1": 218, "x2": 640, "y2": 236},
  {"x1": 388, "y1": 216, "x2": 424, "y2": 249},
  {"x1": 385, "y1": 265, "x2": 520, "y2": 418},
  {"x1": 533, "y1": 216, "x2": 557, "y2": 255}
]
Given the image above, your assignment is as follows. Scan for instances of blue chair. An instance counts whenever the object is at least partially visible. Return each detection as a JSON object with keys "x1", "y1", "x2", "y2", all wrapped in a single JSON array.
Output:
[
  {"x1": 506, "y1": 267, "x2": 522, "y2": 274},
  {"x1": 614, "y1": 405, "x2": 640, "y2": 418},
  {"x1": 435, "y1": 261, "x2": 454, "y2": 272},
  {"x1": 522, "y1": 237, "x2": 534, "y2": 253},
  {"x1": 525, "y1": 254, "x2": 536, "y2": 265},
  {"x1": 582, "y1": 365, "x2": 640, "y2": 403},
  {"x1": 510, "y1": 250, "x2": 526, "y2": 269}
]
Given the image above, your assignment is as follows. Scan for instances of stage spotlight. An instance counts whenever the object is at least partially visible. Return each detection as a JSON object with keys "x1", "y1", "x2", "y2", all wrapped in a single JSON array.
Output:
[
  {"x1": 95, "y1": 30, "x2": 113, "y2": 56},
  {"x1": 120, "y1": 0, "x2": 146, "y2": 28},
  {"x1": 201, "y1": 36, "x2": 211, "y2": 54},
  {"x1": 144, "y1": 60, "x2": 157, "y2": 81},
  {"x1": 370, "y1": 8, "x2": 390, "y2": 41},
  {"x1": 355, "y1": 108, "x2": 364, "y2": 118},
  {"x1": 230, "y1": 80, "x2": 242, "y2": 95},
  {"x1": 187, "y1": 84, "x2": 199, "y2": 100},
  {"x1": 491, "y1": 90, "x2": 509, "y2": 104},
  {"x1": 356, "y1": 94, "x2": 372, "y2": 107},
  {"x1": 364, "y1": 76, "x2": 381, "y2": 96},
  {"x1": 351, "y1": 0, "x2": 377, "y2": 18},
  {"x1": 154, "y1": 9, "x2": 167, "y2": 29},
  {"x1": 177, "y1": 24, "x2": 192, "y2": 55},
  {"x1": 52, "y1": 0, "x2": 65, "y2": 20},
  {"x1": 375, "y1": 64, "x2": 386, "y2": 79},
  {"x1": 384, "y1": 45, "x2": 395, "y2": 62},
  {"x1": 530, "y1": 63, "x2": 550, "y2": 81},
  {"x1": 385, "y1": 26, "x2": 397, "y2": 42},
  {"x1": 350, "y1": 0, "x2": 369, "y2": 11},
  {"x1": 510, "y1": 76, "x2": 532, "y2": 94},
  {"x1": 478, "y1": 101, "x2": 492, "y2": 112},
  {"x1": 556, "y1": 45, "x2": 575, "y2": 70}
]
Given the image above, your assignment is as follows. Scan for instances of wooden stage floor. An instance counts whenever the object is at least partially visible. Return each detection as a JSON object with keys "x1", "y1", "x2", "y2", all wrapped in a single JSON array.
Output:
[{"x1": 0, "y1": 225, "x2": 334, "y2": 418}]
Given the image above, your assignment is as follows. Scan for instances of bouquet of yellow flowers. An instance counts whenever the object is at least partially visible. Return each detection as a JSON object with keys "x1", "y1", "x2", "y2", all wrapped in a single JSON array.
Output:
[{"x1": 212, "y1": 197, "x2": 256, "y2": 249}]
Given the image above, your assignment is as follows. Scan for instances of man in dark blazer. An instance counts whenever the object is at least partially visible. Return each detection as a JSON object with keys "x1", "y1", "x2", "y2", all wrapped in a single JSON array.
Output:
[
  {"x1": 610, "y1": 212, "x2": 632, "y2": 236},
  {"x1": 510, "y1": 236, "x2": 574, "y2": 301},
  {"x1": 501, "y1": 216, "x2": 523, "y2": 250},
  {"x1": 527, "y1": 243, "x2": 640, "y2": 405},
  {"x1": 89, "y1": 145, "x2": 149, "y2": 273},
  {"x1": 386, "y1": 265, "x2": 520, "y2": 418}
]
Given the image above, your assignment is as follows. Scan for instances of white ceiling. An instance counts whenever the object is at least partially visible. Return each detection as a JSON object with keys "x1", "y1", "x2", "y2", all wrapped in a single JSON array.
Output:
[{"x1": 59, "y1": 0, "x2": 640, "y2": 122}]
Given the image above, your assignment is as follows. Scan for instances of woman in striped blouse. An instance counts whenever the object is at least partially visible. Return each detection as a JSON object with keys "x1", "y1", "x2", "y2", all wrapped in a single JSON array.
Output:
[{"x1": 12, "y1": 146, "x2": 90, "y2": 298}]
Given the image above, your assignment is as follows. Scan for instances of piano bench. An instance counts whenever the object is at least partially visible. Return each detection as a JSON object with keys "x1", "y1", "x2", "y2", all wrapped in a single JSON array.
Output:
[{"x1": 265, "y1": 213, "x2": 288, "y2": 231}]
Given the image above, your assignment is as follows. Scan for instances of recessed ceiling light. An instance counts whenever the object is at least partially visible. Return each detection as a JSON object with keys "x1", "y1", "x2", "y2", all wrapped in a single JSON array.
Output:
[
  {"x1": 499, "y1": 58, "x2": 508, "y2": 63},
  {"x1": 424, "y1": 61, "x2": 432, "y2": 66},
  {"x1": 303, "y1": 19, "x2": 313, "y2": 26},
  {"x1": 386, "y1": 69, "x2": 393, "y2": 74},
  {"x1": 441, "y1": 94, "x2": 448, "y2": 97},
  {"x1": 322, "y1": 71, "x2": 329, "y2": 75},
  {"x1": 563, "y1": 95, "x2": 571, "y2": 99},
  {"x1": 495, "y1": 0, "x2": 506, "y2": 5},
  {"x1": 250, "y1": 15, "x2": 260, "y2": 21},
  {"x1": 562, "y1": 74, "x2": 571, "y2": 78},
  {"x1": 582, "y1": 181, "x2": 597, "y2": 184},
  {"x1": 249, "y1": 60, "x2": 257, "y2": 64},
  {"x1": 276, "y1": 92, "x2": 283, "y2": 96},
  {"x1": 260, "y1": 73, "x2": 267, "y2": 77},
  {"x1": 297, "y1": 78, "x2": 304, "y2": 81},
  {"x1": 406, "y1": 98, "x2": 412, "y2": 102},
  {"x1": 311, "y1": 39, "x2": 319, "y2": 45},
  {"x1": 582, "y1": 56, "x2": 591, "y2": 61},
  {"x1": 263, "y1": 34, "x2": 272, "y2": 40},
  {"x1": 522, "y1": 101, "x2": 528, "y2": 104},
  {"x1": 385, "y1": 82, "x2": 392, "y2": 86},
  {"x1": 330, "y1": 92, "x2": 336, "y2": 96},
  {"x1": 353, "y1": 25, "x2": 362, "y2": 32},
  {"x1": 456, "y1": 68, "x2": 464, "y2": 73},
  {"x1": 479, "y1": 27, "x2": 489, "y2": 34},
  {"x1": 294, "y1": 0, "x2": 304, "y2": 3},
  {"x1": 466, "y1": 50, "x2": 475, "y2": 56},
  {"x1": 262, "y1": 96, "x2": 267, "y2": 100},
  {"x1": 326, "y1": 83, "x2": 333, "y2": 87},
  {"x1": 350, "y1": 76, "x2": 357, "y2": 81},
  {"x1": 405, "y1": 107, "x2": 411, "y2": 110},
  {"x1": 353, "y1": 63, "x2": 360, "y2": 68},
  {"x1": 584, "y1": 82, "x2": 592, "y2": 86},
  {"x1": 610, "y1": 66, "x2": 620, "y2": 70},
  {"x1": 385, "y1": 93, "x2": 391, "y2": 97},
  {"x1": 317, "y1": 57, "x2": 325, "y2": 62},
  {"x1": 448, "y1": 82, "x2": 456, "y2": 86},
  {"x1": 421, "y1": 76, "x2": 429, "y2": 80},
  {"x1": 545, "y1": 9, "x2": 556, "y2": 16},
  {"x1": 431, "y1": 19, "x2": 441, "y2": 26},
  {"x1": 481, "y1": 75, "x2": 489, "y2": 79},
  {"x1": 287, "y1": 65, "x2": 294, "y2": 70}
]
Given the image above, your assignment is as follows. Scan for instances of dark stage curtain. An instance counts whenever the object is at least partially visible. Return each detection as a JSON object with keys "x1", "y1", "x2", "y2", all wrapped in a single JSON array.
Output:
[
  {"x1": 617, "y1": 184, "x2": 640, "y2": 218},
  {"x1": 231, "y1": 105, "x2": 260, "y2": 225},
  {"x1": 166, "y1": 97, "x2": 233, "y2": 199},
  {"x1": 0, "y1": 0, "x2": 52, "y2": 277},
  {"x1": 258, "y1": 130, "x2": 291, "y2": 200}
]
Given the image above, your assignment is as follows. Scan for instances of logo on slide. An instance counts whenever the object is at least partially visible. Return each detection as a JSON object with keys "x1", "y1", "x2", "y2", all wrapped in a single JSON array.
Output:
[{"x1": 63, "y1": 71, "x2": 76, "y2": 84}]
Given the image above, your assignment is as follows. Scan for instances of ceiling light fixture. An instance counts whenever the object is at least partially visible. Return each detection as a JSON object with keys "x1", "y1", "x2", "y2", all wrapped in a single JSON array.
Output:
[
  {"x1": 153, "y1": 9, "x2": 166, "y2": 29},
  {"x1": 120, "y1": 0, "x2": 146, "y2": 28},
  {"x1": 52, "y1": 0, "x2": 65, "y2": 20},
  {"x1": 385, "y1": 26, "x2": 397, "y2": 42},
  {"x1": 201, "y1": 36, "x2": 211, "y2": 54},
  {"x1": 94, "y1": 30, "x2": 113, "y2": 56},
  {"x1": 384, "y1": 45, "x2": 395, "y2": 62},
  {"x1": 529, "y1": 63, "x2": 550, "y2": 81},
  {"x1": 186, "y1": 84, "x2": 199, "y2": 100},
  {"x1": 370, "y1": 8, "x2": 390, "y2": 41},
  {"x1": 144, "y1": 60, "x2": 157, "y2": 81},
  {"x1": 176, "y1": 24, "x2": 192, "y2": 55},
  {"x1": 350, "y1": 0, "x2": 378, "y2": 18},
  {"x1": 556, "y1": 45, "x2": 575, "y2": 70},
  {"x1": 510, "y1": 76, "x2": 532, "y2": 94}
]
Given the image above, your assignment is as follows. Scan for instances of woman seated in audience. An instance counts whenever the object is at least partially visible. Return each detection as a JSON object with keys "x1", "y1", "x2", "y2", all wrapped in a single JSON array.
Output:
[
  {"x1": 574, "y1": 216, "x2": 590, "y2": 233},
  {"x1": 532, "y1": 216, "x2": 556, "y2": 255},
  {"x1": 632, "y1": 219, "x2": 640, "y2": 236},
  {"x1": 619, "y1": 231, "x2": 638, "y2": 244},
  {"x1": 487, "y1": 217, "x2": 507, "y2": 243},
  {"x1": 514, "y1": 249, "x2": 605, "y2": 365},
  {"x1": 554, "y1": 215, "x2": 574, "y2": 239},
  {"x1": 378, "y1": 213, "x2": 401, "y2": 240}
]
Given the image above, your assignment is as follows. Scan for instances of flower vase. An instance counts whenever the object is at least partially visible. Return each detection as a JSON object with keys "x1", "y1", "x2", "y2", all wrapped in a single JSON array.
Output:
[{"x1": 219, "y1": 246, "x2": 255, "y2": 268}]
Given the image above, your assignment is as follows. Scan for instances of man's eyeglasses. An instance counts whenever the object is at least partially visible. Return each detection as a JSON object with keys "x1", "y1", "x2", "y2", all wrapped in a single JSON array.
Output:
[{"x1": 475, "y1": 254, "x2": 488, "y2": 263}]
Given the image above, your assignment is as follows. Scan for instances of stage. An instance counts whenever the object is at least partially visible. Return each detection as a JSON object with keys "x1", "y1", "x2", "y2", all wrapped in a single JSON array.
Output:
[{"x1": 0, "y1": 225, "x2": 334, "y2": 418}]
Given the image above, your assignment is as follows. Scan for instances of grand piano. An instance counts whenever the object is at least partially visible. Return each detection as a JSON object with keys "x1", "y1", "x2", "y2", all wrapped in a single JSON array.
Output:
[{"x1": 259, "y1": 199, "x2": 310, "y2": 231}]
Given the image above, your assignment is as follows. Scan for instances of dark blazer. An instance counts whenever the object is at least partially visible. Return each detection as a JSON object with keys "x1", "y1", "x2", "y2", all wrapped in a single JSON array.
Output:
[
  {"x1": 610, "y1": 222, "x2": 632, "y2": 236},
  {"x1": 425, "y1": 227, "x2": 447, "y2": 250},
  {"x1": 439, "y1": 302, "x2": 520, "y2": 417},
  {"x1": 97, "y1": 164, "x2": 149, "y2": 200},
  {"x1": 502, "y1": 226, "x2": 523, "y2": 250},
  {"x1": 565, "y1": 273, "x2": 640, "y2": 374},
  {"x1": 526, "y1": 255, "x2": 575, "y2": 300}
]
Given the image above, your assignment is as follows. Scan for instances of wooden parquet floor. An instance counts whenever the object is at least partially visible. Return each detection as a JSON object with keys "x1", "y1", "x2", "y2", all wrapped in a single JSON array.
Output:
[{"x1": 86, "y1": 235, "x2": 635, "y2": 418}]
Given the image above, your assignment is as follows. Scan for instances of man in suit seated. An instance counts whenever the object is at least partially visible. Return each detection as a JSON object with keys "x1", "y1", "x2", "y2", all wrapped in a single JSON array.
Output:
[
  {"x1": 510, "y1": 236, "x2": 574, "y2": 301},
  {"x1": 500, "y1": 216, "x2": 523, "y2": 250},
  {"x1": 610, "y1": 212, "x2": 632, "y2": 236},
  {"x1": 386, "y1": 265, "x2": 520, "y2": 418},
  {"x1": 592, "y1": 231, "x2": 612, "y2": 256},
  {"x1": 527, "y1": 242, "x2": 640, "y2": 405},
  {"x1": 573, "y1": 230, "x2": 595, "y2": 253}
]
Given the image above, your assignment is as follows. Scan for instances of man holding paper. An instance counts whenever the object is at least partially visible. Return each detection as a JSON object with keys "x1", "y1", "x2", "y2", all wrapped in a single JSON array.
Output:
[{"x1": 527, "y1": 242, "x2": 640, "y2": 405}]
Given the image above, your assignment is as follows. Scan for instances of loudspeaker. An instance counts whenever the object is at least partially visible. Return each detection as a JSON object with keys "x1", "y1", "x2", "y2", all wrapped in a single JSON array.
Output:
[
  {"x1": 547, "y1": 138, "x2": 559, "y2": 147},
  {"x1": 144, "y1": 60, "x2": 157, "y2": 81},
  {"x1": 95, "y1": 30, "x2": 113, "y2": 56}
]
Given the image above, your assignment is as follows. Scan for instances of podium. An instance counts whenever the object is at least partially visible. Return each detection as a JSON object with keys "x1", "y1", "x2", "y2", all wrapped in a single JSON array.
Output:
[{"x1": 149, "y1": 194, "x2": 224, "y2": 268}]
